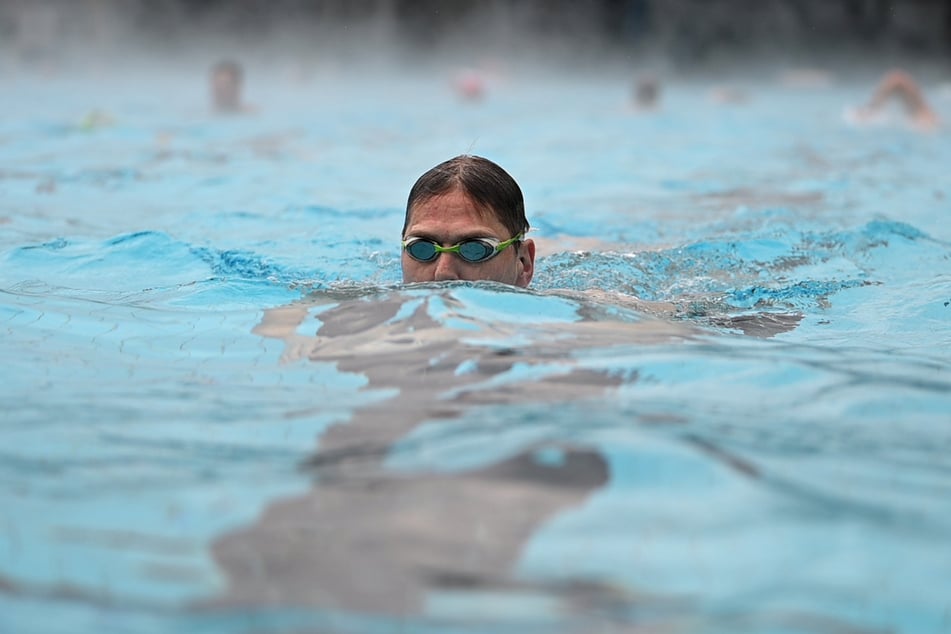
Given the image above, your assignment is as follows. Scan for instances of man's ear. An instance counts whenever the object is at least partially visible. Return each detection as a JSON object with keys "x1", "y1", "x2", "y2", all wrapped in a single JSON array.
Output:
[{"x1": 516, "y1": 239, "x2": 536, "y2": 288}]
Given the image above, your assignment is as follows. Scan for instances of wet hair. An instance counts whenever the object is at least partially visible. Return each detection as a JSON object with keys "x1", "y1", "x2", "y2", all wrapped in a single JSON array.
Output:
[{"x1": 402, "y1": 155, "x2": 529, "y2": 238}]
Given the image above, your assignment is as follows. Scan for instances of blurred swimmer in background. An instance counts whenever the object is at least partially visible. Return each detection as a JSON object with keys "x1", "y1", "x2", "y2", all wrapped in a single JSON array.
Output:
[
  {"x1": 452, "y1": 68, "x2": 487, "y2": 102},
  {"x1": 847, "y1": 69, "x2": 939, "y2": 132},
  {"x1": 631, "y1": 74, "x2": 661, "y2": 111},
  {"x1": 210, "y1": 59, "x2": 253, "y2": 114}
]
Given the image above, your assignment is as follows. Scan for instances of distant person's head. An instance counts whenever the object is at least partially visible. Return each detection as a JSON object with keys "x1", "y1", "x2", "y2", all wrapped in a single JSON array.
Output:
[
  {"x1": 210, "y1": 60, "x2": 244, "y2": 113},
  {"x1": 633, "y1": 75, "x2": 660, "y2": 109},
  {"x1": 453, "y1": 69, "x2": 486, "y2": 102},
  {"x1": 401, "y1": 155, "x2": 535, "y2": 288}
]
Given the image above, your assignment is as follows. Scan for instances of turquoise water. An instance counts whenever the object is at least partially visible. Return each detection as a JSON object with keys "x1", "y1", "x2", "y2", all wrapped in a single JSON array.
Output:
[{"x1": 2, "y1": 65, "x2": 950, "y2": 634}]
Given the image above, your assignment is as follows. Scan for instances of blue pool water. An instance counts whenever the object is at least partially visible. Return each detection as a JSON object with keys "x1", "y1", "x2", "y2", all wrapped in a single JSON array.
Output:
[{"x1": 2, "y1": 63, "x2": 950, "y2": 634}]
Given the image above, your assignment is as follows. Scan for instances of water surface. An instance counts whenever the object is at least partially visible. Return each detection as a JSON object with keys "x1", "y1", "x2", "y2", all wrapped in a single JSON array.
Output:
[{"x1": 2, "y1": 64, "x2": 950, "y2": 633}]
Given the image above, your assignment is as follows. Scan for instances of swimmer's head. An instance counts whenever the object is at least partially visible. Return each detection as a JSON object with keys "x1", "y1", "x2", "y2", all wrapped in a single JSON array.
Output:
[
  {"x1": 210, "y1": 60, "x2": 243, "y2": 113},
  {"x1": 453, "y1": 70, "x2": 486, "y2": 102},
  {"x1": 633, "y1": 75, "x2": 661, "y2": 108},
  {"x1": 401, "y1": 155, "x2": 535, "y2": 287}
]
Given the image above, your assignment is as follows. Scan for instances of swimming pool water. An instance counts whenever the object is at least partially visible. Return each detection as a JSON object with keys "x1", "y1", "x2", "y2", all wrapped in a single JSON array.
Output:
[{"x1": 2, "y1": 63, "x2": 950, "y2": 634}]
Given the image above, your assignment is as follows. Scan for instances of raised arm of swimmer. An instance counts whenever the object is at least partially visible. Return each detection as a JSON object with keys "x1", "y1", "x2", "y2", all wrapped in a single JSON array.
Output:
[{"x1": 854, "y1": 69, "x2": 940, "y2": 131}]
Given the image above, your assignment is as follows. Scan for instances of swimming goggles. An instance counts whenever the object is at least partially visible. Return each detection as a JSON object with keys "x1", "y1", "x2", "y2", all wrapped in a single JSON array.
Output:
[{"x1": 402, "y1": 233, "x2": 523, "y2": 264}]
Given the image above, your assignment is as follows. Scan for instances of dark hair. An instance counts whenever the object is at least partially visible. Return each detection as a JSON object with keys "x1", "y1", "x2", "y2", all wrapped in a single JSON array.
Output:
[{"x1": 402, "y1": 155, "x2": 529, "y2": 238}]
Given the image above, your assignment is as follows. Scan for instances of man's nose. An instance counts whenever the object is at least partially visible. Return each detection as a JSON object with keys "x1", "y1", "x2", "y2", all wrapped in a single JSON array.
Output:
[{"x1": 433, "y1": 253, "x2": 460, "y2": 281}]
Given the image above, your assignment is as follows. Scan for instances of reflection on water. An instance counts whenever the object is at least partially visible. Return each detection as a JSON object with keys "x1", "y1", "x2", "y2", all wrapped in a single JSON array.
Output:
[{"x1": 204, "y1": 284, "x2": 777, "y2": 628}]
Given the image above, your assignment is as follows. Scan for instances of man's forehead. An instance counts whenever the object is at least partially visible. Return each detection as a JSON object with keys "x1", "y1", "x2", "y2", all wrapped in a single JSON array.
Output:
[{"x1": 407, "y1": 193, "x2": 503, "y2": 230}]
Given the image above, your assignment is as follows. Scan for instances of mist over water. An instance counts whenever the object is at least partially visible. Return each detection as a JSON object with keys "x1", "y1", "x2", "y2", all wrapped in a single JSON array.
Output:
[{"x1": 4, "y1": 0, "x2": 950, "y2": 76}]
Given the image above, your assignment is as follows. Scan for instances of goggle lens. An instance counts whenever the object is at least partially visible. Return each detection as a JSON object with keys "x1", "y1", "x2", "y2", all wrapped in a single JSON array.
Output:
[
  {"x1": 406, "y1": 240, "x2": 439, "y2": 262},
  {"x1": 457, "y1": 240, "x2": 496, "y2": 262}
]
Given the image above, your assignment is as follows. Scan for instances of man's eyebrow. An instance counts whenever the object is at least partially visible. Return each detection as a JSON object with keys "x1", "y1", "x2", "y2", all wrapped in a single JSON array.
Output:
[{"x1": 405, "y1": 230, "x2": 498, "y2": 242}]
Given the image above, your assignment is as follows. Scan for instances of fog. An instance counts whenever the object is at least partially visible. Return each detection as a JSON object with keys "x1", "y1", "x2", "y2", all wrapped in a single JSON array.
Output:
[{"x1": 3, "y1": 0, "x2": 950, "y2": 79}]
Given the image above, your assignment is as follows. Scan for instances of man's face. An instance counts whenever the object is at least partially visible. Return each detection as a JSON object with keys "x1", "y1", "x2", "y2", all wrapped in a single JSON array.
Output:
[{"x1": 401, "y1": 188, "x2": 535, "y2": 287}]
